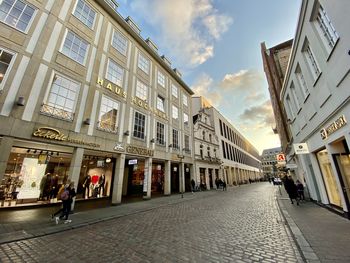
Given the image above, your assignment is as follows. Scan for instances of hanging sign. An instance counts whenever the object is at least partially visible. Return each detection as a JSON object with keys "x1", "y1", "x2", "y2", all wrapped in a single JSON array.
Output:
[{"x1": 293, "y1": 143, "x2": 309, "y2": 154}]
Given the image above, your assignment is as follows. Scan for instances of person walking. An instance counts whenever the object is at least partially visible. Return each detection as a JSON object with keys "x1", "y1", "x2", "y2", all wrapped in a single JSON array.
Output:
[
  {"x1": 222, "y1": 180, "x2": 227, "y2": 191},
  {"x1": 191, "y1": 179, "x2": 195, "y2": 193},
  {"x1": 56, "y1": 182, "x2": 76, "y2": 224},
  {"x1": 51, "y1": 184, "x2": 65, "y2": 220},
  {"x1": 284, "y1": 175, "x2": 299, "y2": 205},
  {"x1": 215, "y1": 177, "x2": 219, "y2": 190},
  {"x1": 296, "y1": 180, "x2": 305, "y2": 201}
]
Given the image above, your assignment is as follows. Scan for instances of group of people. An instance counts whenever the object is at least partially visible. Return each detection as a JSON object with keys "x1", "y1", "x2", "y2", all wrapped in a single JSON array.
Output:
[
  {"x1": 215, "y1": 178, "x2": 227, "y2": 191},
  {"x1": 283, "y1": 175, "x2": 305, "y2": 205},
  {"x1": 190, "y1": 178, "x2": 227, "y2": 192},
  {"x1": 51, "y1": 181, "x2": 76, "y2": 224}
]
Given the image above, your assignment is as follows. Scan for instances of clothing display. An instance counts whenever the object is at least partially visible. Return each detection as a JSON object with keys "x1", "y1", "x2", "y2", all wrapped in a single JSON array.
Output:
[
  {"x1": 98, "y1": 174, "x2": 105, "y2": 196},
  {"x1": 82, "y1": 175, "x2": 91, "y2": 199}
]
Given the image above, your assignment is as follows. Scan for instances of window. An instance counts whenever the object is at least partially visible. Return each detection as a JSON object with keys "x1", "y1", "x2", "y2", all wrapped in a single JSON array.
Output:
[
  {"x1": 98, "y1": 95, "x2": 119, "y2": 133},
  {"x1": 172, "y1": 105, "x2": 178, "y2": 120},
  {"x1": 184, "y1": 113, "x2": 189, "y2": 126},
  {"x1": 138, "y1": 52, "x2": 149, "y2": 74},
  {"x1": 112, "y1": 30, "x2": 128, "y2": 56},
  {"x1": 106, "y1": 58, "x2": 124, "y2": 87},
  {"x1": 209, "y1": 134, "x2": 212, "y2": 142},
  {"x1": 157, "y1": 71, "x2": 165, "y2": 87},
  {"x1": 315, "y1": 4, "x2": 339, "y2": 50},
  {"x1": 136, "y1": 80, "x2": 148, "y2": 101},
  {"x1": 156, "y1": 122, "x2": 165, "y2": 145},
  {"x1": 171, "y1": 84, "x2": 178, "y2": 98},
  {"x1": 156, "y1": 95, "x2": 165, "y2": 112},
  {"x1": 296, "y1": 66, "x2": 309, "y2": 100},
  {"x1": 0, "y1": 48, "x2": 14, "y2": 89},
  {"x1": 290, "y1": 83, "x2": 300, "y2": 112},
  {"x1": 61, "y1": 30, "x2": 89, "y2": 65},
  {"x1": 304, "y1": 44, "x2": 320, "y2": 79},
  {"x1": 73, "y1": 0, "x2": 96, "y2": 29},
  {"x1": 202, "y1": 131, "x2": 205, "y2": 141},
  {"x1": 41, "y1": 74, "x2": 80, "y2": 121},
  {"x1": 183, "y1": 94, "x2": 188, "y2": 106},
  {"x1": 172, "y1": 129, "x2": 179, "y2": 149},
  {"x1": 286, "y1": 94, "x2": 295, "y2": 120},
  {"x1": 0, "y1": 0, "x2": 36, "y2": 33},
  {"x1": 133, "y1": 111, "x2": 146, "y2": 139},
  {"x1": 184, "y1": 135, "x2": 190, "y2": 151}
]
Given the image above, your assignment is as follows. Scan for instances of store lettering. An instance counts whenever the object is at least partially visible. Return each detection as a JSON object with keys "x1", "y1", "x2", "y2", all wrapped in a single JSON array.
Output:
[
  {"x1": 131, "y1": 97, "x2": 168, "y2": 121},
  {"x1": 320, "y1": 115, "x2": 347, "y2": 140},
  {"x1": 33, "y1": 127, "x2": 100, "y2": 148},
  {"x1": 97, "y1": 77, "x2": 127, "y2": 99},
  {"x1": 126, "y1": 146, "x2": 154, "y2": 157}
]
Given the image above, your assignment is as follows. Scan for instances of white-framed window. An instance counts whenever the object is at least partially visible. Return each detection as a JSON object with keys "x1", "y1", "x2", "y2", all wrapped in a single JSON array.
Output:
[
  {"x1": 172, "y1": 105, "x2": 178, "y2": 120},
  {"x1": 157, "y1": 71, "x2": 165, "y2": 87},
  {"x1": 98, "y1": 95, "x2": 119, "y2": 133},
  {"x1": 138, "y1": 52, "x2": 149, "y2": 74},
  {"x1": 156, "y1": 95, "x2": 165, "y2": 112},
  {"x1": 111, "y1": 29, "x2": 128, "y2": 56},
  {"x1": 0, "y1": 0, "x2": 36, "y2": 33},
  {"x1": 303, "y1": 44, "x2": 321, "y2": 80},
  {"x1": 290, "y1": 82, "x2": 301, "y2": 112},
  {"x1": 0, "y1": 47, "x2": 15, "y2": 90},
  {"x1": 171, "y1": 84, "x2": 178, "y2": 98},
  {"x1": 61, "y1": 30, "x2": 89, "y2": 65},
  {"x1": 285, "y1": 94, "x2": 295, "y2": 120},
  {"x1": 184, "y1": 135, "x2": 190, "y2": 152},
  {"x1": 106, "y1": 58, "x2": 124, "y2": 87},
  {"x1": 73, "y1": 0, "x2": 96, "y2": 29},
  {"x1": 156, "y1": 121, "x2": 165, "y2": 145},
  {"x1": 315, "y1": 4, "x2": 339, "y2": 51},
  {"x1": 296, "y1": 66, "x2": 309, "y2": 100},
  {"x1": 184, "y1": 113, "x2": 189, "y2": 126},
  {"x1": 135, "y1": 80, "x2": 148, "y2": 101},
  {"x1": 41, "y1": 73, "x2": 80, "y2": 121},
  {"x1": 172, "y1": 129, "x2": 179, "y2": 149},
  {"x1": 183, "y1": 94, "x2": 188, "y2": 106},
  {"x1": 133, "y1": 111, "x2": 146, "y2": 139}
]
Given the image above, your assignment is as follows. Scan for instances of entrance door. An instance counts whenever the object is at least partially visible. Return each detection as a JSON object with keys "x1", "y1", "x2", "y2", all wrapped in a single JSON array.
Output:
[
  {"x1": 334, "y1": 153, "x2": 350, "y2": 211},
  {"x1": 208, "y1": 169, "x2": 213, "y2": 189},
  {"x1": 171, "y1": 164, "x2": 179, "y2": 193},
  {"x1": 184, "y1": 165, "x2": 191, "y2": 192}
]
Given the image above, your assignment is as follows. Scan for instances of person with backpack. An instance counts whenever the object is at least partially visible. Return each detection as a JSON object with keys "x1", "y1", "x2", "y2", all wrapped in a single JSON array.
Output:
[{"x1": 56, "y1": 183, "x2": 76, "y2": 224}]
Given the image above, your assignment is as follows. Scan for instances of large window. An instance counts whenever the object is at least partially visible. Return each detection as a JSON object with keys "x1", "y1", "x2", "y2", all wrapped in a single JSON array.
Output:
[
  {"x1": 112, "y1": 30, "x2": 128, "y2": 56},
  {"x1": 184, "y1": 113, "x2": 189, "y2": 126},
  {"x1": 0, "y1": 0, "x2": 36, "y2": 33},
  {"x1": 156, "y1": 95, "x2": 165, "y2": 112},
  {"x1": 106, "y1": 58, "x2": 124, "y2": 87},
  {"x1": 183, "y1": 94, "x2": 188, "y2": 106},
  {"x1": 184, "y1": 135, "x2": 190, "y2": 151},
  {"x1": 98, "y1": 95, "x2": 119, "y2": 133},
  {"x1": 73, "y1": 0, "x2": 96, "y2": 29},
  {"x1": 136, "y1": 80, "x2": 148, "y2": 101},
  {"x1": 133, "y1": 111, "x2": 146, "y2": 139},
  {"x1": 315, "y1": 4, "x2": 339, "y2": 51},
  {"x1": 171, "y1": 84, "x2": 178, "y2": 98},
  {"x1": 138, "y1": 52, "x2": 149, "y2": 74},
  {"x1": 290, "y1": 83, "x2": 300, "y2": 112},
  {"x1": 156, "y1": 122, "x2": 165, "y2": 145},
  {"x1": 172, "y1": 129, "x2": 179, "y2": 150},
  {"x1": 157, "y1": 71, "x2": 165, "y2": 87},
  {"x1": 296, "y1": 66, "x2": 309, "y2": 100},
  {"x1": 304, "y1": 44, "x2": 320, "y2": 80},
  {"x1": 0, "y1": 48, "x2": 14, "y2": 89},
  {"x1": 285, "y1": 94, "x2": 295, "y2": 121},
  {"x1": 172, "y1": 105, "x2": 178, "y2": 120},
  {"x1": 41, "y1": 74, "x2": 80, "y2": 121},
  {"x1": 61, "y1": 30, "x2": 89, "y2": 65}
]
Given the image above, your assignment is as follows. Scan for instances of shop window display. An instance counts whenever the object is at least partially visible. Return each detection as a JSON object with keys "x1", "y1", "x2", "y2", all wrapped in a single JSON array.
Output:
[
  {"x1": 0, "y1": 147, "x2": 71, "y2": 207},
  {"x1": 78, "y1": 157, "x2": 113, "y2": 199},
  {"x1": 151, "y1": 163, "x2": 164, "y2": 193}
]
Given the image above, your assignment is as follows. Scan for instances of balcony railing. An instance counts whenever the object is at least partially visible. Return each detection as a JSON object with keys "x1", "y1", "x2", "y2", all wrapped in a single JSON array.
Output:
[
  {"x1": 40, "y1": 104, "x2": 74, "y2": 121},
  {"x1": 97, "y1": 122, "x2": 118, "y2": 134}
]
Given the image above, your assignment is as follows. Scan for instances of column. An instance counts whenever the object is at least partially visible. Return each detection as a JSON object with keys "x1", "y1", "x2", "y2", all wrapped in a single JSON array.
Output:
[
  {"x1": 111, "y1": 153, "x2": 125, "y2": 205},
  {"x1": 0, "y1": 137, "x2": 14, "y2": 182},
  {"x1": 143, "y1": 157, "x2": 152, "y2": 200},
  {"x1": 68, "y1": 147, "x2": 84, "y2": 211},
  {"x1": 164, "y1": 160, "x2": 171, "y2": 195},
  {"x1": 180, "y1": 161, "x2": 185, "y2": 193},
  {"x1": 205, "y1": 168, "x2": 209, "y2": 190},
  {"x1": 227, "y1": 167, "x2": 233, "y2": 185}
]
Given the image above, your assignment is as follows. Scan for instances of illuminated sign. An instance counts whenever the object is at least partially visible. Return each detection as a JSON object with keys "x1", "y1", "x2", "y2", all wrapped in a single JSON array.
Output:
[
  {"x1": 128, "y1": 159, "x2": 138, "y2": 165},
  {"x1": 126, "y1": 146, "x2": 154, "y2": 157},
  {"x1": 33, "y1": 127, "x2": 100, "y2": 148}
]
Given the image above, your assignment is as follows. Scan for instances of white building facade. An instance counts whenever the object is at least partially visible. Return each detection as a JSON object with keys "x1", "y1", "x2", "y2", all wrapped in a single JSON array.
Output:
[
  {"x1": 281, "y1": 0, "x2": 350, "y2": 217},
  {"x1": 261, "y1": 147, "x2": 282, "y2": 179}
]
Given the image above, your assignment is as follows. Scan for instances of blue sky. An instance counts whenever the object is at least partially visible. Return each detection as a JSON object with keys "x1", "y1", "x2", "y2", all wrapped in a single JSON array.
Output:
[{"x1": 117, "y1": 0, "x2": 301, "y2": 154}]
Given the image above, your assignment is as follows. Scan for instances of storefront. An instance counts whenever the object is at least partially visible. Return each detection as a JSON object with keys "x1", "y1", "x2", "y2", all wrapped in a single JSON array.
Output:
[
  {"x1": 151, "y1": 162, "x2": 164, "y2": 194},
  {"x1": 171, "y1": 163, "x2": 180, "y2": 193},
  {"x1": 123, "y1": 158, "x2": 145, "y2": 197}
]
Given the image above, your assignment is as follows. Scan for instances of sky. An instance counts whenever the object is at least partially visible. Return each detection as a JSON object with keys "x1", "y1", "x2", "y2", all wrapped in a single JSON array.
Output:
[{"x1": 117, "y1": 0, "x2": 301, "y2": 154}]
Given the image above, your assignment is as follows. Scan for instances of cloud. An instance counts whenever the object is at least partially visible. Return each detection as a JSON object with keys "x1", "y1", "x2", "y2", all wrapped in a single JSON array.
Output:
[
  {"x1": 129, "y1": 0, "x2": 232, "y2": 67},
  {"x1": 239, "y1": 100, "x2": 275, "y2": 128},
  {"x1": 190, "y1": 73, "x2": 222, "y2": 107},
  {"x1": 220, "y1": 69, "x2": 264, "y2": 91}
]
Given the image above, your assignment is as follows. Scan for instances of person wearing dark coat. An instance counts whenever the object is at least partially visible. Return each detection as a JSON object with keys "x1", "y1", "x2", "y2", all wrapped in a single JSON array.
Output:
[{"x1": 284, "y1": 176, "x2": 299, "y2": 205}]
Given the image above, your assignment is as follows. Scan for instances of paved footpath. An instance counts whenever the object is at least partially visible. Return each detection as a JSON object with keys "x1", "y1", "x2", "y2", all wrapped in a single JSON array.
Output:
[{"x1": 1, "y1": 183, "x2": 349, "y2": 262}]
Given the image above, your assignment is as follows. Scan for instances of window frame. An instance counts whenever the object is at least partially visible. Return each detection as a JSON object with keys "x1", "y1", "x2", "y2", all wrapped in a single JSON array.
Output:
[
  {"x1": 106, "y1": 58, "x2": 124, "y2": 87},
  {"x1": 133, "y1": 111, "x2": 146, "y2": 140},
  {"x1": 60, "y1": 30, "x2": 89, "y2": 66},
  {"x1": 184, "y1": 113, "x2": 189, "y2": 126},
  {"x1": 157, "y1": 70, "x2": 165, "y2": 87},
  {"x1": 111, "y1": 29, "x2": 128, "y2": 56},
  {"x1": 97, "y1": 95, "x2": 119, "y2": 133},
  {"x1": 156, "y1": 121, "x2": 165, "y2": 146},
  {"x1": 172, "y1": 105, "x2": 178, "y2": 120},
  {"x1": 171, "y1": 84, "x2": 178, "y2": 98},
  {"x1": 156, "y1": 95, "x2": 165, "y2": 112},
  {"x1": 0, "y1": 47, "x2": 16, "y2": 91},
  {"x1": 172, "y1": 129, "x2": 179, "y2": 150},
  {"x1": 183, "y1": 94, "x2": 188, "y2": 106},
  {"x1": 135, "y1": 79, "x2": 148, "y2": 101},
  {"x1": 137, "y1": 52, "x2": 150, "y2": 74},
  {"x1": 72, "y1": 0, "x2": 97, "y2": 29}
]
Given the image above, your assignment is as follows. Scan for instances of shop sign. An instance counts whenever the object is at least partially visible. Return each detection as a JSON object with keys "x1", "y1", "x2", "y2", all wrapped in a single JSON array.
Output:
[
  {"x1": 97, "y1": 77, "x2": 168, "y2": 121},
  {"x1": 33, "y1": 127, "x2": 100, "y2": 148},
  {"x1": 320, "y1": 115, "x2": 347, "y2": 140},
  {"x1": 128, "y1": 159, "x2": 138, "y2": 165},
  {"x1": 126, "y1": 146, "x2": 154, "y2": 157},
  {"x1": 293, "y1": 143, "x2": 309, "y2": 154}
]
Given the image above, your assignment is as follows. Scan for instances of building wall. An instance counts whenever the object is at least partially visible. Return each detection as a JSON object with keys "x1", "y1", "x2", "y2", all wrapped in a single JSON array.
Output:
[
  {"x1": 281, "y1": 0, "x2": 350, "y2": 217},
  {"x1": 261, "y1": 147, "x2": 282, "y2": 179}
]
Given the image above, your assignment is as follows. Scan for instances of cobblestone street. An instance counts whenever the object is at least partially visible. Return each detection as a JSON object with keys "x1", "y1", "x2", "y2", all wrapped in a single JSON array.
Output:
[{"x1": 0, "y1": 183, "x2": 303, "y2": 263}]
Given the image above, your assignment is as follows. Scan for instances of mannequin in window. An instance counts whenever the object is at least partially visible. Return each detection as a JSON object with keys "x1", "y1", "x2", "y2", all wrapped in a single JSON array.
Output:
[
  {"x1": 49, "y1": 174, "x2": 59, "y2": 200},
  {"x1": 82, "y1": 175, "x2": 91, "y2": 199},
  {"x1": 98, "y1": 174, "x2": 105, "y2": 197},
  {"x1": 40, "y1": 173, "x2": 49, "y2": 200}
]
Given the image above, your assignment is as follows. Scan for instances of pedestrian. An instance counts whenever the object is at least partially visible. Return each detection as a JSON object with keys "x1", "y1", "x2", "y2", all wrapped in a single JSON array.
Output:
[
  {"x1": 284, "y1": 176, "x2": 299, "y2": 205},
  {"x1": 56, "y1": 182, "x2": 76, "y2": 224},
  {"x1": 215, "y1": 177, "x2": 219, "y2": 190},
  {"x1": 51, "y1": 184, "x2": 65, "y2": 220},
  {"x1": 191, "y1": 179, "x2": 195, "y2": 193},
  {"x1": 222, "y1": 180, "x2": 227, "y2": 191},
  {"x1": 296, "y1": 180, "x2": 305, "y2": 201}
]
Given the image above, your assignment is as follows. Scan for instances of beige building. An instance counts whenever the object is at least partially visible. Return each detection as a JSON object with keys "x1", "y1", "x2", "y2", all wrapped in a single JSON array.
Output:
[{"x1": 0, "y1": 0, "x2": 194, "y2": 207}]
